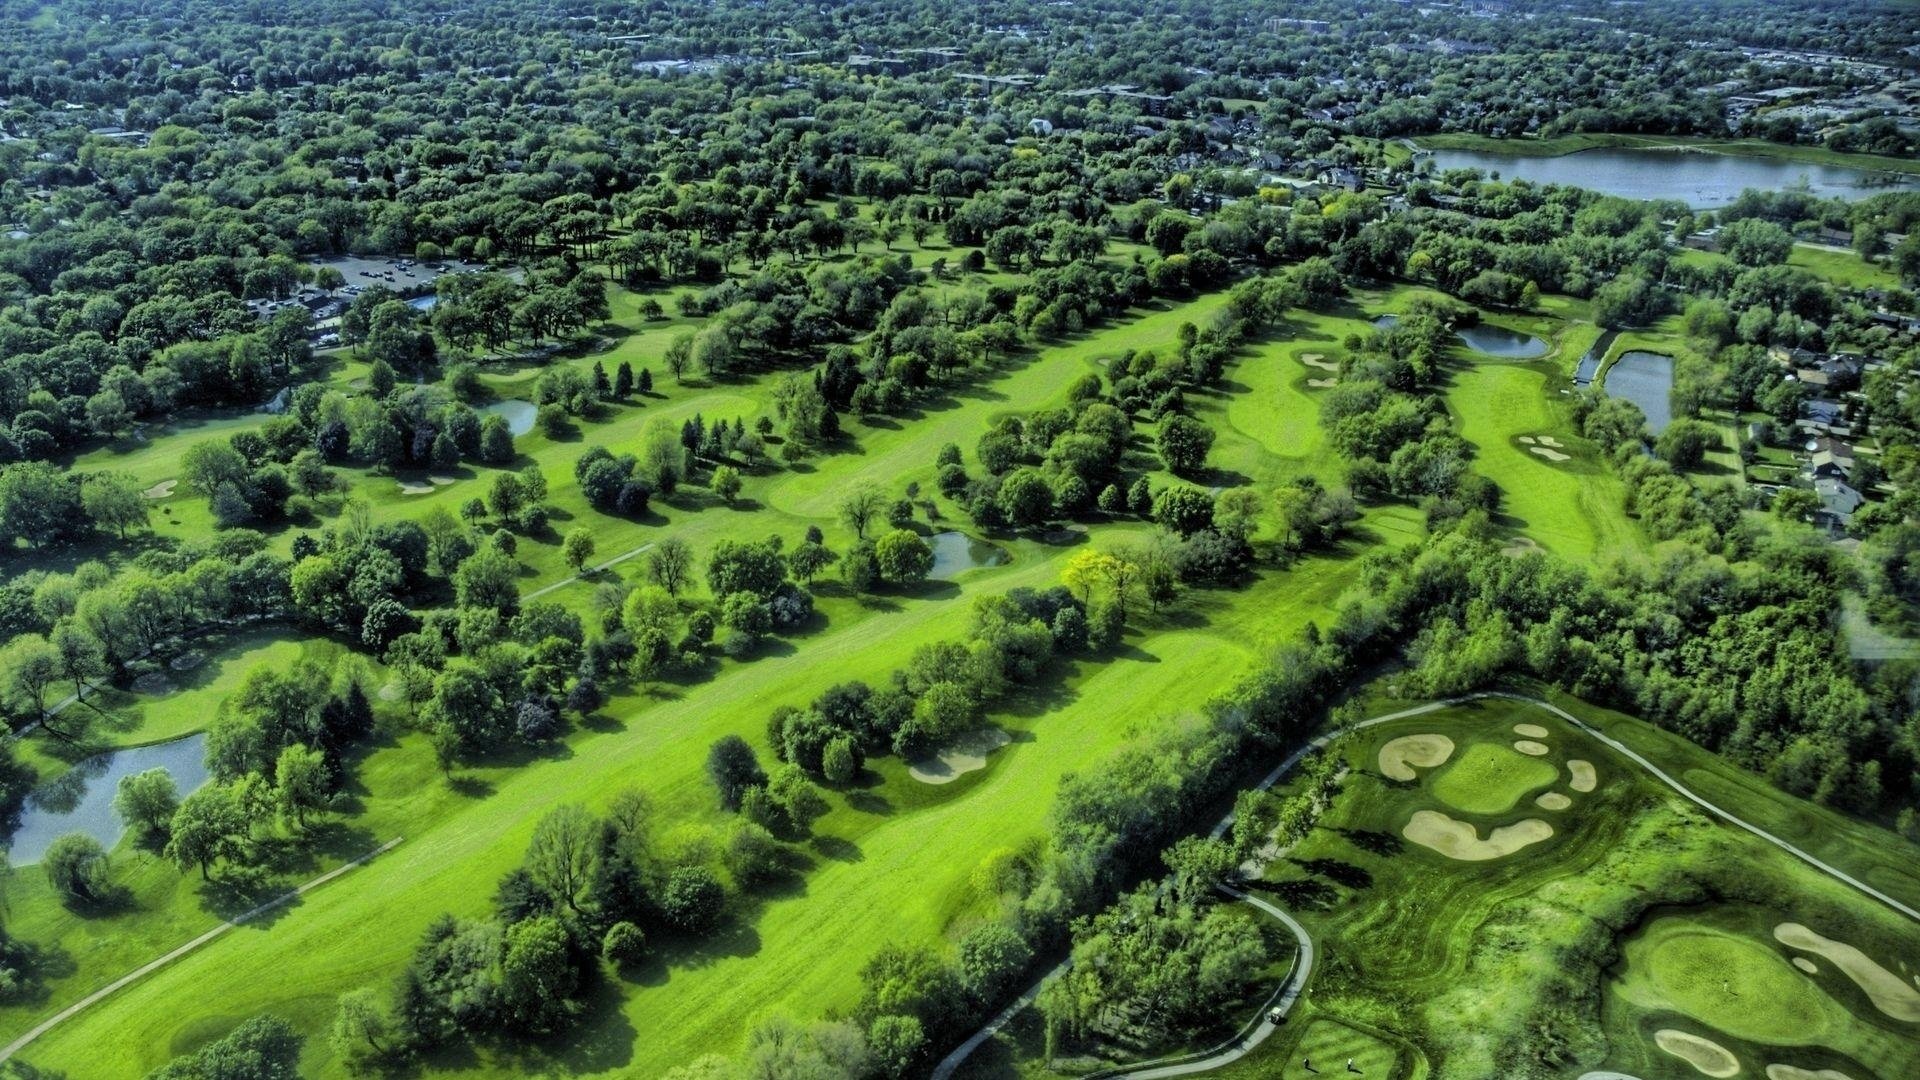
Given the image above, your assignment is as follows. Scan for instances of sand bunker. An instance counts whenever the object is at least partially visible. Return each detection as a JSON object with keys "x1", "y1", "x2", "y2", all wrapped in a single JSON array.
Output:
[
  {"x1": 429, "y1": 474, "x2": 458, "y2": 486},
  {"x1": 1655, "y1": 1030, "x2": 1740, "y2": 1077},
  {"x1": 1378, "y1": 733, "x2": 1455, "y2": 781},
  {"x1": 1502, "y1": 537, "x2": 1542, "y2": 558},
  {"x1": 1536, "y1": 435, "x2": 1565, "y2": 448},
  {"x1": 1774, "y1": 923, "x2": 1920, "y2": 1021},
  {"x1": 1514, "y1": 739, "x2": 1549, "y2": 756},
  {"x1": 143, "y1": 479, "x2": 177, "y2": 499},
  {"x1": 1568, "y1": 760, "x2": 1597, "y2": 792},
  {"x1": 1791, "y1": 958, "x2": 1818, "y2": 975},
  {"x1": 1514, "y1": 723, "x2": 1550, "y2": 738},
  {"x1": 1518, "y1": 435, "x2": 1537, "y2": 445},
  {"x1": 1765, "y1": 1066, "x2": 1855, "y2": 1080},
  {"x1": 1298, "y1": 352, "x2": 1339, "y2": 371},
  {"x1": 909, "y1": 728, "x2": 1012, "y2": 784},
  {"x1": 1536, "y1": 792, "x2": 1572, "y2": 811},
  {"x1": 1307, "y1": 377, "x2": 1339, "y2": 388},
  {"x1": 1528, "y1": 446, "x2": 1572, "y2": 462},
  {"x1": 1403, "y1": 810, "x2": 1553, "y2": 861},
  {"x1": 168, "y1": 651, "x2": 206, "y2": 672},
  {"x1": 397, "y1": 479, "x2": 435, "y2": 495}
]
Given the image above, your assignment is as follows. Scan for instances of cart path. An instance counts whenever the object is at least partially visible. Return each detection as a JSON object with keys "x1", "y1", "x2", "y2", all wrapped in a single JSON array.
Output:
[
  {"x1": 0, "y1": 837, "x2": 403, "y2": 1063},
  {"x1": 523, "y1": 541, "x2": 655, "y2": 600}
]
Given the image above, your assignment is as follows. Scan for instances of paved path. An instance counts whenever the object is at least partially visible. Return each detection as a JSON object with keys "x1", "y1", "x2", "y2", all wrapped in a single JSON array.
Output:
[
  {"x1": 0, "y1": 837, "x2": 403, "y2": 1063},
  {"x1": 933, "y1": 693, "x2": 1920, "y2": 1079},
  {"x1": 523, "y1": 541, "x2": 655, "y2": 601}
]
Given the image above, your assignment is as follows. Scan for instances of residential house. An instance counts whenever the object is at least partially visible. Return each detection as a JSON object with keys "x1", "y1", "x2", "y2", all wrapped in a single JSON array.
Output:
[{"x1": 1813, "y1": 476, "x2": 1865, "y2": 530}]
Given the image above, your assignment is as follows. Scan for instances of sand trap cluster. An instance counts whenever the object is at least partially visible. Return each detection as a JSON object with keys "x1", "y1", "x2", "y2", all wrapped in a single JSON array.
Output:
[
  {"x1": 1378, "y1": 733, "x2": 1455, "y2": 780},
  {"x1": 1298, "y1": 352, "x2": 1339, "y2": 371},
  {"x1": 909, "y1": 728, "x2": 1012, "y2": 785},
  {"x1": 1535, "y1": 792, "x2": 1572, "y2": 811},
  {"x1": 1774, "y1": 923, "x2": 1920, "y2": 1021},
  {"x1": 1765, "y1": 1066, "x2": 1854, "y2": 1080},
  {"x1": 1513, "y1": 723, "x2": 1550, "y2": 738},
  {"x1": 1514, "y1": 739, "x2": 1550, "y2": 756},
  {"x1": 1403, "y1": 810, "x2": 1552, "y2": 861},
  {"x1": 1529, "y1": 445, "x2": 1572, "y2": 462},
  {"x1": 143, "y1": 479, "x2": 178, "y2": 499},
  {"x1": 397, "y1": 479, "x2": 436, "y2": 495},
  {"x1": 1654, "y1": 1030, "x2": 1741, "y2": 1078},
  {"x1": 1567, "y1": 760, "x2": 1597, "y2": 792}
]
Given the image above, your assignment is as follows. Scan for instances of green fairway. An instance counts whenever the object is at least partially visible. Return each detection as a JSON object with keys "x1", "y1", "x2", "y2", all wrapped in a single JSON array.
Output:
[
  {"x1": 1276, "y1": 1018, "x2": 1404, "y2": 1080},
  {"x1": 1622, "y1": 918, "x2": 1838, "y2": 1044},
  {"x1": 1429, "y1": 742, "x2": 1558, "y2": 816}
]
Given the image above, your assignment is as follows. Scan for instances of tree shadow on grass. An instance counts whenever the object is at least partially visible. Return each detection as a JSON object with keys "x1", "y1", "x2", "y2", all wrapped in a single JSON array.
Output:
[
  {"x1": 448, "y1": 775, "x2": 495, "y2": 800},
  {"x1": 809, "y1": 834, "x2": 862, "y2": 863},
  {"x1": 1294, "y1": 856, "x2": 1373, "y2": 891},
  {"x1": 1249, "y1": 877, "x2": 1339, "y2": 912},
  {"x1": 1339, "y1": 828, "x2": 1404, "y2": 857}
]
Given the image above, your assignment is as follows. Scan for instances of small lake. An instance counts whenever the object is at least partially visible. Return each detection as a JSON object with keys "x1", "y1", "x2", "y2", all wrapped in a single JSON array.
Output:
[
  {"x1": 1456, "y1": 323, "x2": 1547, "y2": 358},
  {"x1": 1373, "y1": 313, "x2": 1546, "y2": 357},
  {"x1": 1603, "y1": 351, "x2": 1675, "y2": 434},
  {"x1": 406, "y1": 294, "x2": 438, "y2": 311},
  {"x1": 928, "y1": 531, "x2": 1009, "y2": 580},
  {"x1": 1573, "y1": 330, "x2": 1620, "y2": 388},
  {"x1": 7, "y1": 734, "x2": 209, "y2": 864},
  {"x1": 1425, "y1": 146, "x2": 1919, "y2": 208},
  {"x1": 481, "y1": 399, "x2": 537, "y2": 436}
]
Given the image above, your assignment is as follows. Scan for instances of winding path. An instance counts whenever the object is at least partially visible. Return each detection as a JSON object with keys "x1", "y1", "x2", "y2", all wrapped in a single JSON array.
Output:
[
  {"x1": 933, "y1": 693, "x2": 1920, "y2": 1080},
  {"x1": 0, "y1": 837, "x2": 403, "y2": 1063}
]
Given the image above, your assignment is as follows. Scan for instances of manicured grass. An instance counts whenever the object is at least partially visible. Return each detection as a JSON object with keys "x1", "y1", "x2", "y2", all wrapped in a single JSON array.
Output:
[
  {"x1": 1411, "y1": 132, "x2": 1920, "y2": 176},
  {"x1": 1429, "y1": 742, "x2": 1558, "y2": 816},
  {"x1": 1620, "y1": 917, "x2": 1838, "y2": 1044},
  {"x1": 1274, "y1": 1018, "x2": 1403, "y2": 1080},
  {"x1": 1788, "y1": 243, "x2": 1900, "y2": 291}
]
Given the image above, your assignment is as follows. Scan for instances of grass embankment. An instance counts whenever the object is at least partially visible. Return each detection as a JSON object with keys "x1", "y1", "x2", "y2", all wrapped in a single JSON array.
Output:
[{"x1": 1411, "y1": 132, "x2": 1920, "y2": 177}]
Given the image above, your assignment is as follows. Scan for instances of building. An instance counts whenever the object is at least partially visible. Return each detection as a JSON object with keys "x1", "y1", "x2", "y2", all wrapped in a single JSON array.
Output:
[{"x1": 1813, "y1": 476, "x2": 1865, "y2": 529}]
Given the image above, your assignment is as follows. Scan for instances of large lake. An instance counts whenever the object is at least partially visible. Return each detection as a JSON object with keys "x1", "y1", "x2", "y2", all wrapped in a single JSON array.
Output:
[{"x1": 1425, "y1": 146, "x2": 1918, "y2": 207}]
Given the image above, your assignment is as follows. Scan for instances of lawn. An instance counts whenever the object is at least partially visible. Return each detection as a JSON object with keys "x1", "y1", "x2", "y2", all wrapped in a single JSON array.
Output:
[{"x1": 1428, "y1": 743, "x2": 1558, "y2": 816}]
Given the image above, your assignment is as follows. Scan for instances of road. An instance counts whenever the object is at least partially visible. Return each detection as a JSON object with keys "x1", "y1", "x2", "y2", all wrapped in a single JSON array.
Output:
[{"x1": 933, "y1": 693, "x2": 1920, "y2": 1080}]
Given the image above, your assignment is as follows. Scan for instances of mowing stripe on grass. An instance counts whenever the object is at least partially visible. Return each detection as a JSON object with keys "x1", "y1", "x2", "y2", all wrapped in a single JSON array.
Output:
[{"x1": 0, "y1": 837, "x2": 403, "y2": 1063}]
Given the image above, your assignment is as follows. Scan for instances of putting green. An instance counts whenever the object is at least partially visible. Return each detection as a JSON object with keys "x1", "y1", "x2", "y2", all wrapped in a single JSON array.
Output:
[
  {"x1": 1276, "y1": 1019, "x2": 1399, "y2": 1079},
  {"x1": 1632, "y1": 922, "x2": 1836, "y2": 1044},
  {"x1": 1430, "y1": 741, "x2": 1559, "y2": 814}
]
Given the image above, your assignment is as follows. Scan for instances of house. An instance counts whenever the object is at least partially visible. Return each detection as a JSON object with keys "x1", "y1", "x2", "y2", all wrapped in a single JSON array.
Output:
[
  {"x1": 1028, "y1": 118, "x2": 1054, "y2": 136},
  {"x1": 1800, "y1": 399, "x2": 1848, "y2": 433},
  {"x1": 1318, "y1": 166, "x2": 1363, "y2": 191},
  {"x1": 1813, "y1": 476, "x2": 1864, "y2": 528},
  {"x1": 1805, "y1": 435, "x2": 1856, "y2": 480}
]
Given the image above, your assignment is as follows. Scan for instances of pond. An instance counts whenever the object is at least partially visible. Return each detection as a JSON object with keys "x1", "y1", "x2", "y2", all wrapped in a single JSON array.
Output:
[
  {"x1": 1425, "y1": 145, "x2": 1919, "y2": 208},
  {"x1": 928, "y1": 531, "x2": 1009, "y2": 580},
  {"x1": 1455, "y1": 323, "x2": 1547, "y2": 358},
  {"x1": 481, "y1": 399, "x2": 537, "y2": 436},
  {"x1": 7, "y1": 734, "x2": 209, "y2": 864},
  {"x1": 1573, "y1": 329, "x2": 1620, "y2": 388},
  {"x1": 1603, "y1": 351, "x2": 1675, "y2": 435},
  {"x1": 406, "y1": 294, "x2": 438, "y2": 311},
  {"x1": 1373, "y1": 313, "x2": 1546, "y2": 357}
]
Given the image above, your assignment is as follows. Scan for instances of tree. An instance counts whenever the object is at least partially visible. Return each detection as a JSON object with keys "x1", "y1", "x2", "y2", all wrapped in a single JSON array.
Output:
[
  {"x1": 711, "y1": 465, "x2": 743, "y2": 504},
  {"x1": 997, "y1": 469, "x2": 1053, "y2": 529},
  {"x1": 180, "y1": 441, "x2": 249, "y2": 498},
  {"x1": 0, "y1": 635, "x2": 60, "y2": 723},
  {"x1": 562, "y1": 528, "x2": 596, "y2": 573},
  {"x1": 660, "y1": 866, "x2": 726, "y2": 934},
  {"x1": 330, "y1": 988, "x2": 391, "y2": 1070},
  {"x1": 166, "y1": 785, "x2": 249, "y2": 879},
  {"x1": 115, "y1": 768, "x2": 180, "y2": 840},
  {"x1": 870, "y1": 1014, "x2": 926, "y2": 1080},
  {"x1": 454, "y1": 548, "x2": 519, "y2": 615},
  {"x1": 42, "y1": 833, "x2": 109, "y2": 903},
  {"x1": 957, "y1": 923, "x2": 1033, "y2": 1003},
  {"x1": 81, "y1": 472, "x2": 148, "y2": 539},
  {"x1": 646, "y1": 537, "x2": 694, "y2": 596},
  {"x1": 837, "y1": 486, "x2": 887, "y2": 541},
  {"x1": 874, "y1": 529, "x2": 935, "y2": 584},
  {"x1": 149, "y1": 1014, "x2": 302, "y2": 1080},
  {"x1": 500, "y1": 915, "x2": 579, "y2": 1034},
  {"x1": 603, "y1": 921, "x2": 648, "y2": 967},
  {"x1": 707, "y1": 735, "x2": 766, "y2": 810},
  {"x1": 275, "y1": 744, "x2": 331, "y2": 828},
  {"x1": 788, "y1": 541, "x2": 837, "y2": 586},
  {"x1": 526, "y1": 804, "x2": 599, "y2": 913},
  {"x1": 1157, "y1": 415, "x2": 1216, "y2": 476},
  {"x1": 1152, "y1": 486, "x2": 1215, "y2": 537}
]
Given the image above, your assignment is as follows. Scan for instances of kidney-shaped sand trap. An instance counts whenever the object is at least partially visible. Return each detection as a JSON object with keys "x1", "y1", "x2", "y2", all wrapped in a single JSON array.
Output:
[
  {"x1": 1403, "y1": 810, "x2": 1552, "y2": 860},
  {"x1": 1377, "y1": 734, "x2": 1455, "y2": 780},
  {"x1": 1536, "y1": 792, "x2": 1572, "y2": 811},
  {"x1": 1774, "y1": 922, "x2": 1920, "y2": 1021},
  {"x1": 909, "y1": 728, "x2": 1012, "y2": 785},
  {"x1": 1567, "y1": 759, "x2": 1597, "y2": 792},
  {"x1": 1654, "y1": 1030, "x2": 1740, "y2": 1078},
  {"x1": 1513, "y1": 723, "x2": 1550, "y2": 738},
  {"x1": 1514, "y1": 740, "x2": 1549, "y2": 756},
  {"x1": 1766, "y1": 1066, "x2": 1855, "y2": 1080}
]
